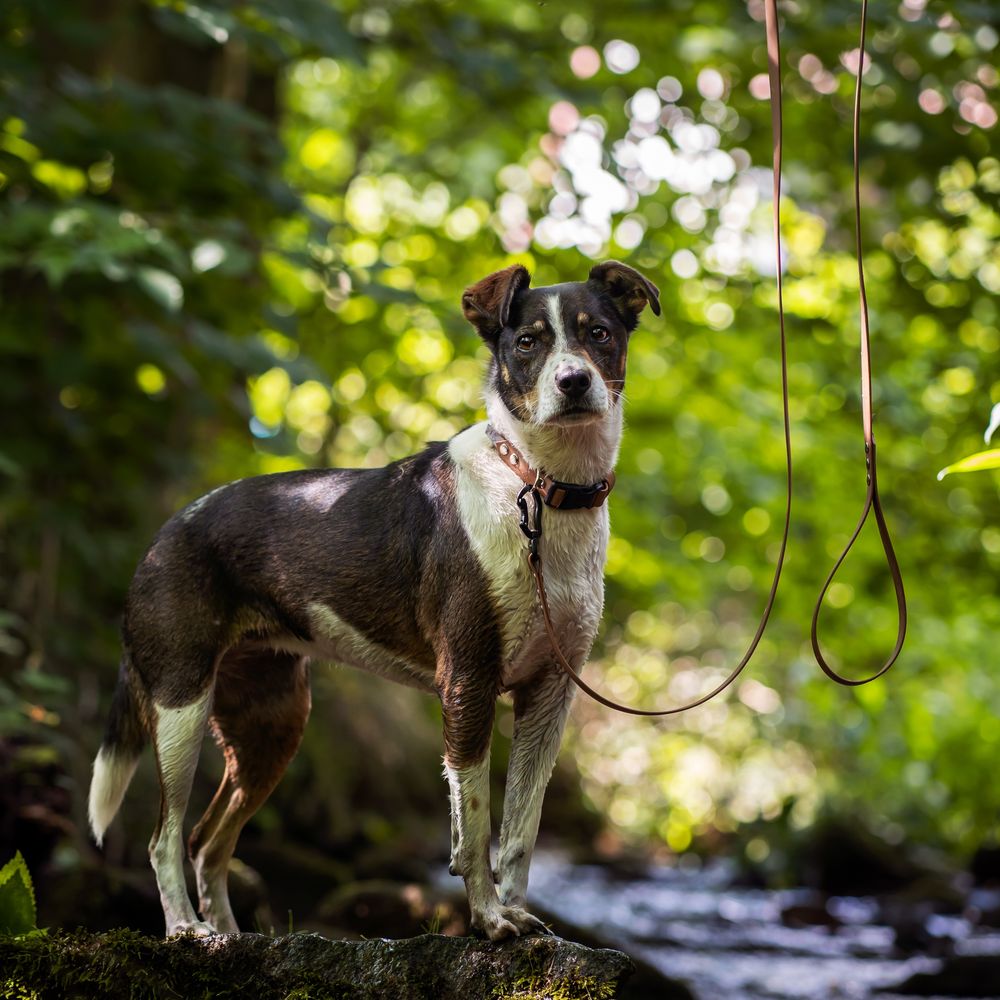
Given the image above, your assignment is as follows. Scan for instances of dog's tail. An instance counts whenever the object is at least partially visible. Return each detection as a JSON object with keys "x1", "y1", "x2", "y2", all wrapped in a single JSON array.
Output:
[{"x1": 88, "y1": 657, "x2": 148, "y2": 846}]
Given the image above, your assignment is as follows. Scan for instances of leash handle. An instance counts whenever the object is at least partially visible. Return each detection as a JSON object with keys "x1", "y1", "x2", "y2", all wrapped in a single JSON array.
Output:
[
  {"x1": 809, "y1": 0, "x2": 907, "y2": 683},
  {"x1": 521, "y1": 0, "x2": 792, "y2": 717}
]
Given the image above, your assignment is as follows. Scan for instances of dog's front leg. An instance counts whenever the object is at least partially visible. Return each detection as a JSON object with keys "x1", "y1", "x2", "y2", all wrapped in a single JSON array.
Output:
[
  {"x1": 441, "y1": 677, "x2": 547, "y2": 940},
  {"x1": 497, "y1": 667, "x2": 574, "y2": 910}
]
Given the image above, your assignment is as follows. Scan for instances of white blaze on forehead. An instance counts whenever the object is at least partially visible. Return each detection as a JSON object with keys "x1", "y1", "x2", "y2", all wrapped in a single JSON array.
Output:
[{"x1": 545, "y1": 294, "x2": 568, "y2": 351}]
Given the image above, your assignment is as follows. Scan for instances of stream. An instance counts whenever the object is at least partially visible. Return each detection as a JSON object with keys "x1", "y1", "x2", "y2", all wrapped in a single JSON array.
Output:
[{"x1": 521, "y1": 852, "x2": 1000, "y2": 1000}]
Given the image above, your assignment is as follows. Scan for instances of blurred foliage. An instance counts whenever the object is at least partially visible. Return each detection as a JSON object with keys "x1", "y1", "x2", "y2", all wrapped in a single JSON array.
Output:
[{"x1": 1, "y1": 0, "x2": 999, "y2": 889}]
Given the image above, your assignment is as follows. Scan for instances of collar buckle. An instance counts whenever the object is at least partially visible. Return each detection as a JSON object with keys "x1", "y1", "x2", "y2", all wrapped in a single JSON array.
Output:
[{"x1": 486, "y1": 424, "x2": 615, "y2": 511}]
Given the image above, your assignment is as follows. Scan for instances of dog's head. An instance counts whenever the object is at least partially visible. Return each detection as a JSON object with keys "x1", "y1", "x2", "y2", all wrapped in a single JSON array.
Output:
[{"x1": 462, "y1": 261, "x2": 660, "y2": 427}]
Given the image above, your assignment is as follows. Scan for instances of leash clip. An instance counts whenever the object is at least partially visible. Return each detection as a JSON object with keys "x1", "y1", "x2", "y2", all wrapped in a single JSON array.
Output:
[{"x1": 516, "y1": 482, "x2": 543, "y2": 564}]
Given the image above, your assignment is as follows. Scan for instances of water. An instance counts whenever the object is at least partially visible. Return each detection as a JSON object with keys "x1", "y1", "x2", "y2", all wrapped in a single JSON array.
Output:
[{"x1": 523, "y1": 853, "x2": 996, "y2": 1000}]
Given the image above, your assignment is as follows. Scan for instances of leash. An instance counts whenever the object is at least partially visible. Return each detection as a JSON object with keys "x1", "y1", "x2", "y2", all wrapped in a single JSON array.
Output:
[
  {"x1": 506, "y1": 0, "x2": 904, "y2": 715},
  {"x1": 809, "y1": 0, "x2": 907, "y2": 684}
]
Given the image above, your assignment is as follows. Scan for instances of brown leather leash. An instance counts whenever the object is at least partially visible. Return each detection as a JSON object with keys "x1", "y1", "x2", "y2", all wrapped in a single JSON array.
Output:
[
  {"x1": 809, "y1": 0, "x2": 907, "y2": 684},
  {"x1": 507, "y1": 0, "x2": 904, "y2": 715}
]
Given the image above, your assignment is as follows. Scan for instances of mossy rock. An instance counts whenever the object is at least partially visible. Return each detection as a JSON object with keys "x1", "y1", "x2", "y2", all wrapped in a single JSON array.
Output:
[{"x1": 0, "y1": 928, "x2": 637, "y2": 1000}]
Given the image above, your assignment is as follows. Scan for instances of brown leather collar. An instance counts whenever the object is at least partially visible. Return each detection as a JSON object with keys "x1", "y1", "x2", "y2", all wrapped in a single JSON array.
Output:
[{"x1": 485, "y1": 425, "x2": 615, "y2": 510}]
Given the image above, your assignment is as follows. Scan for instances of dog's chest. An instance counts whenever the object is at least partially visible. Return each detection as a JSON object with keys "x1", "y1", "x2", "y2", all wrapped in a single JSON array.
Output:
[{"x1": 450, "y1": 429, "x2": 608, "y2": 688}]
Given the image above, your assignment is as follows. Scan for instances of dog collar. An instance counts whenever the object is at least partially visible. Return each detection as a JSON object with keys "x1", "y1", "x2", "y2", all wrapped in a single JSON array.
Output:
[{"x1": 485, "y1": 425, "x2": 615, "y2": 510}]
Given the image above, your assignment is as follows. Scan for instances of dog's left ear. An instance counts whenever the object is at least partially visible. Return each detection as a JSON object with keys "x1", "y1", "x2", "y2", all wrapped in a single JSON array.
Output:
[
  {"x1": 589, "y1": 260, "x2": 661, "y2": 330},
  {"x1": 462, "y1": 264, "x2": 531, "y2": 344}
]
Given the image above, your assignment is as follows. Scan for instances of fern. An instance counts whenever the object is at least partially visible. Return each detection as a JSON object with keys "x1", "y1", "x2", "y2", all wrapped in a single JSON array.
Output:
[{"x1": 0, "y1": 852, "x2": 37, "y2": 936}]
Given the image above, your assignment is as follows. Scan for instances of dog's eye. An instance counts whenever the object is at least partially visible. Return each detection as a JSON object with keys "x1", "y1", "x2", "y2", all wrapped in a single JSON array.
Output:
[
  {"x1": 590, "y1": 325, "x2": 610, "y2": 343},
  {"x1": 516, "y1": 334, "x2": 537, "y2": 352}
]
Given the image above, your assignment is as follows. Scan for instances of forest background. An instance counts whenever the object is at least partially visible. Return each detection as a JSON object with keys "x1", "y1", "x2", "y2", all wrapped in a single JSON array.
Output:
[{"x1": 1, "y1": 0, "x2": 999, "y2": 931}]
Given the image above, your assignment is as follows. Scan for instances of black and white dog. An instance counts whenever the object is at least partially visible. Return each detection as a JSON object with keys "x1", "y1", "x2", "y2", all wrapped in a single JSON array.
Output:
[{"x1": 88, "y1": 260, "x2": 660, "y2": 941}]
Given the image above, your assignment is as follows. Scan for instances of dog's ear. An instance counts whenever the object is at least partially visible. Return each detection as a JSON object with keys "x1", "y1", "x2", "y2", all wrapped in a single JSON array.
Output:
[
  {"x1": 462, "y1": 264, "x2": 531, "y2": 344},
  {"x1": 588, "y1": 260, "x2": 661, "y2": 329}
]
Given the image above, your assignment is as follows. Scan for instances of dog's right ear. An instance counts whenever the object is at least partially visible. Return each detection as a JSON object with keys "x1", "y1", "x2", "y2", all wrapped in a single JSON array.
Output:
[{"x1": 462, "y1": 264, "x2": 531, "y2": 344}]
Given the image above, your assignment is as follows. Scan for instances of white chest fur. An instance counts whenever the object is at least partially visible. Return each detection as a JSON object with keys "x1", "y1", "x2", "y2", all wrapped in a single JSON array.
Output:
[{"x1": 449, "y1": 423, "x2": 609, "y2": 688}]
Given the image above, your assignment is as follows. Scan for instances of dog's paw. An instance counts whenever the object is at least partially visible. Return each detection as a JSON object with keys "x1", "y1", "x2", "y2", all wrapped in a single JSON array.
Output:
[
  {"x1": 167, "y1": 919, "x2": 217, "y2": 937},
  {"x1": 472, "y1": 905, "x2": 552, "y2": 941},
  {"x1": 201, "y1": 911, "x2": 239, "y2": 934}
]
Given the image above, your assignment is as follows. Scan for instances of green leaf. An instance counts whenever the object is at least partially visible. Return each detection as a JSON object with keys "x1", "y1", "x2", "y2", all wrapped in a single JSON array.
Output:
[
  {"x1": 936, "y1": 449, "x2": 1000, "y2": 480},
  {"x1": 0, "y1": 852, "x2": 37, "y2": 936}
]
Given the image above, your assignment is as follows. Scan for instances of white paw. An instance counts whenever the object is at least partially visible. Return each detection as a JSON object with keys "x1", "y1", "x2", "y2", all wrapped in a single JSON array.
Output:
[
  {"x1": 199, "y1": 901, "x2": 239, "y2": 934},
  {"x1": 472, "y1": 905, "x2": 551, "y2": 941},
  {"x1": 202, "y1": 913, "x2": 239, "y2": 934},
  {"x1": 166, "y1": 919, "x2": 217, "y2": 937}
]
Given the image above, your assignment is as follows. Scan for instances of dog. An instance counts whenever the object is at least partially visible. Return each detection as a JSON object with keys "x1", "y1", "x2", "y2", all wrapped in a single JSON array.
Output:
[{"x1": 87, "y1": 259, "x2": 660, "y2": 941}]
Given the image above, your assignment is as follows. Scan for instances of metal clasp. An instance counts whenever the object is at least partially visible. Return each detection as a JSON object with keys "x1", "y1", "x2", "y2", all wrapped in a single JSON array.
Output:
[{"x1": 516, "y1": 482, "x2": 543, "y2": 563}]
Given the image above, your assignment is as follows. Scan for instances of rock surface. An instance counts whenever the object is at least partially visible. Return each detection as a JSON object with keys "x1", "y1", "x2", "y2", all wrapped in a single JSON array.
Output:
[
  {"x1": 527, "y1": 900, "x2": 695, "y2": 1000},
  {"x1": 1, "y1": 928, "x2": 637, "y2": 1000}
]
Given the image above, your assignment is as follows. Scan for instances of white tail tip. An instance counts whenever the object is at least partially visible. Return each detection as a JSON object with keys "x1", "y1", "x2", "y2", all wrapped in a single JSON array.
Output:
[{"x1": 88, "y1": 747, "x2": 139, "y2": 846}]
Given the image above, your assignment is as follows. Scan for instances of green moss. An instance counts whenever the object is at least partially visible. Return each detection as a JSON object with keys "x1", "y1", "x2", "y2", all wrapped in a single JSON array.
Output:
[
  {"x1": 0, "y1": 929, "x2": 630, "y2": 1000},
  {"x1": 1, "y1": 978, "x2": 41, "y2": 1000},
  {"x1": 0, "y1": 929, "x2": 352, "y2": 1000},
  {"x1": 485, "y1": 938, "x2": 621, "y2": 1000},
  {"x1": 496, "y1": 974, "x2": 616, "y2": 1000}
]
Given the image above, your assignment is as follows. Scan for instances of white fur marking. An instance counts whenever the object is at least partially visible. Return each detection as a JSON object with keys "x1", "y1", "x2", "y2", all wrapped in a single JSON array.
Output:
[
  {"x1": 445, "y1": 753, "x2": 549, "y2": 939},
  {"x1": 498, "y1": 672, "x2": 575, "y2": 907},
  {"x1": 445, "y1": 757, "x2": 498, "y2": 919},
  {"x1": 545, "y1": 295, "x2": 568, "y2": 351},
  {"x1": 88, "y1": 748, "x2": 140, "y2": 846},
  {"x1": 450, "y1": 419, "x2": 610, "y2": 688},
  {"x1": 155, "y1": 697, "x2": 211, "y2": 770},
  {"x1": 285, "y1": 477, "x2": 351, "y2": 510},
  {"x1": 306, "y1": 602, "x2": 434, "y2": 691},
  {"x1": 151, "y1": 694, "x2": 213, "y2": 935}
]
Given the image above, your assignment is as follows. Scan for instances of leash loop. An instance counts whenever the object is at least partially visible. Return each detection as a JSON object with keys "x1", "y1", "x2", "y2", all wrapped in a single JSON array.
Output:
[
  {"x1": 808, "y1": 0, "x2": 907, "y2": 684},
  {"x1": 810, "y1": 442, "x2": 907, "y2": 685}
]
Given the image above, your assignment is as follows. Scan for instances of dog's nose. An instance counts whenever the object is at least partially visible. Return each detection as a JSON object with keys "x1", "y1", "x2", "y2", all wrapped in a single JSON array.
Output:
[{"x1": 555, "y1": 366, "x2": 592, "y2": 398}]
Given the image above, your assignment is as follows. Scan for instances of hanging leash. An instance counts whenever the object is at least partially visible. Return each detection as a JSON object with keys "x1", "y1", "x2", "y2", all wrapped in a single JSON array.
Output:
[
  {"x1": 499, "y1": 0, "x2": 904, "y2": 715},
  {"x1": 809, "y1": 0, "x2": 907, "y2": 684}
]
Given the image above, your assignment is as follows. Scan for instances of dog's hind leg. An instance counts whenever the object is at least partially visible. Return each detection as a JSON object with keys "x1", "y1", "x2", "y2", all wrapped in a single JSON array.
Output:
[
  {"x1": 149, "y1": 685, "x2": 215, "y2": 936},
  {"x1": 497, "y1": 668, "x2": 574, "y2": 910},
  {"x1": 188, "y1": 648, "x2": 311, "y2": 933}
]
